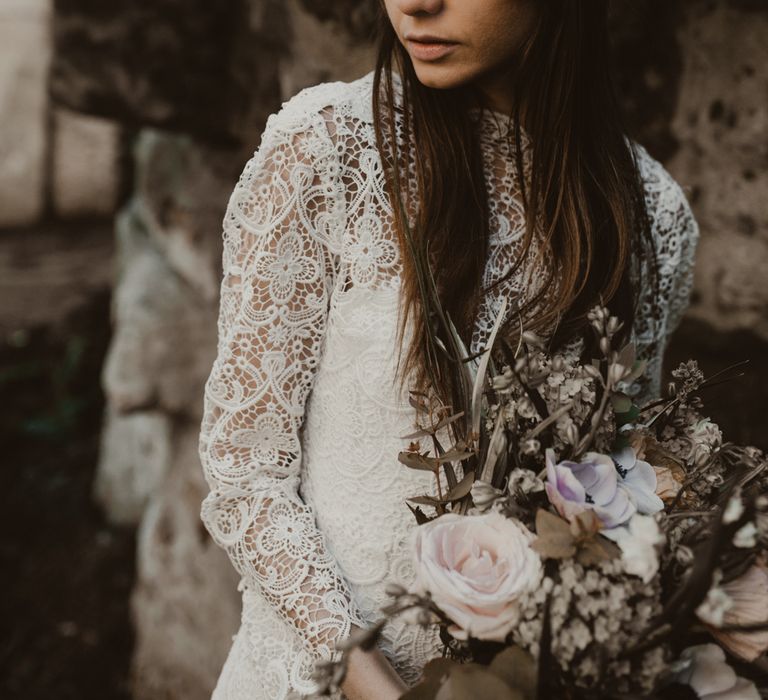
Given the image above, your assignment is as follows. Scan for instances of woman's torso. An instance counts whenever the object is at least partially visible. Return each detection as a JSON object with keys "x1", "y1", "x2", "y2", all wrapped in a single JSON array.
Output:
[{"x1": 231, "y1": 68, "x2": 690, "y2": 694}]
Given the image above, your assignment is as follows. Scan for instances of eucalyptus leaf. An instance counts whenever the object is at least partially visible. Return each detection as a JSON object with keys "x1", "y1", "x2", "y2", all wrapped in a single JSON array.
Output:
[
  {"x1": 480, "y1": 409, "x2": 507, "y2": 485},
  {"x1": 401, "y1": 427, "x2": 435, "y2": 440},
  {"x1": 471, "y1": 297, "x2": 508, "y2": 442},
  {"x1": 407, "y1": 495, "x2": 444, "y2": 507},
  {"x1": 398, "y1": 451, "x2": 440, "y2": 472},
  {"x1": 436, "y1": 448, "x2": 476, "y2": 464},
  {"x1": 610, "y1": 392, "x2": 633, "y2": 414},
  {"x1": 616, "y1": 342, "x2": 636, "y2": 372},
  {"x1": 624, "y1": 358, "x2": 647, "y2": 384},
  {"x1": 433, "y1": 410, "x2": 466, "y2": 432},
  {"x1": 442, "y1": 470, "x2": 475, "y2": 502}
]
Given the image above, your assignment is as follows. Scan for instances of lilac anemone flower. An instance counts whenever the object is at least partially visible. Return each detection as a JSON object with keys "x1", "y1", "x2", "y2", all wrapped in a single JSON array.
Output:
[
  {"x1": 611, "y1": 445, "x2": 664, "y2": 515},
  {"x1": 544, "y1": 448, "x2": 636, "y2": 529}
]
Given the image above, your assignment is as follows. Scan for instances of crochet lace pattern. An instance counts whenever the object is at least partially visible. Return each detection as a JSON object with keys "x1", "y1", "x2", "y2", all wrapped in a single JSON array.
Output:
[{"x1": 197, "y1": 69, "x2": 699, "y2": 699}]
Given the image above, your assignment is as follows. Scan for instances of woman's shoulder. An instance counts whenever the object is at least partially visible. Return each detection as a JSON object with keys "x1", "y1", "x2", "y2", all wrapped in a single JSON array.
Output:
[
  {"x1": 631, "y1": 142, "x2": 698, "y2": 234},
  {"x1": 261, "y1": 70, "x2": 377, "y2": 141},
  {"x1": 630, "y1": 141, "x2": 700, "y2": 262}
]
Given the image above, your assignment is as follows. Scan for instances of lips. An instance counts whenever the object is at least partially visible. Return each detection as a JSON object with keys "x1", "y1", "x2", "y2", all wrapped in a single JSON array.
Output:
[{"x1": 406, "y1": 37, "x2": 459, "y2": 61}]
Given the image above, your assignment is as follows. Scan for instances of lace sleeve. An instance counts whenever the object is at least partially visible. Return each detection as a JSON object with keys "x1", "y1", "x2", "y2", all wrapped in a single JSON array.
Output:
[
  {"x1": 197, "y1": 103, "x2": 363, "y2": 661},
  {"x1": 632, "y1": 146, "x2": 701, "y2": 404}
]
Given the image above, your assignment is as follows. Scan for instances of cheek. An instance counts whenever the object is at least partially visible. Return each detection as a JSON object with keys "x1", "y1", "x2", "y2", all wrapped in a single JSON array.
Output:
[{"x1": 470, "y1": 0, "x2": 538, "y2": 60}]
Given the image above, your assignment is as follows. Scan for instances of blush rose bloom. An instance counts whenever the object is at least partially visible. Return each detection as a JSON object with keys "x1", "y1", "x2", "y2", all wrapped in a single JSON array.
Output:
[
  {"x1": 708, "y1": 560, "x2": 768, "y2": 662},
  {"x1": 413, "y1": 511, "x2": 542, "y2": 642},
  {"x1": 673, "y1": 644, "x2": 760, "y2": 699}
]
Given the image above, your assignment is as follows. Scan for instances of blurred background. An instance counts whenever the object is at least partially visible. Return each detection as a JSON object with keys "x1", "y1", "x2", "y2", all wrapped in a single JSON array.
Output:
[{"x1": 0, "y1": 0, "x2": 766, "y2": 698}]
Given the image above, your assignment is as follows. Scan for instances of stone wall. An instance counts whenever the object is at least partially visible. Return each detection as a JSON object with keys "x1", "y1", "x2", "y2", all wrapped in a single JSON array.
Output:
[
  {"x1": 3, "y1": 0, "x2": 764, "y2": 697},
  {"x1": 0, "y1": 0, "x2": 121, "y2": 228}
]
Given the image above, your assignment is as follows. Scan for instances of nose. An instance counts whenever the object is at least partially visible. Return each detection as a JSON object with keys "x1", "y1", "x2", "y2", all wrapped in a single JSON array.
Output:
[{"x1": 395, "y1": 0, "x2": 444, "y2": 15}]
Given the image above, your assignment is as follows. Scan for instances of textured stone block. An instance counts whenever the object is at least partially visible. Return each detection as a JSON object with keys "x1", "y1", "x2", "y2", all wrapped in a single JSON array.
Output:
[
  {"x1": 0, "y1": 0, "x2": 51, "y2": 226},
  {"x1": 94, "y1": 407, "x2": 172, "y2": 526},
  {"x1": 132, "y1": 129, "x2": 238, "y2": 302},
  {"x1": 50, "y1": 0, "x2": 286, "y2": 145},
  {"x1": 130, "y1": 425, "x2": 240, "y2": 700},
  {"x1": 665, "y1": 1, "x2": 768, "y2": 337},
  {"x1": 101, "y1": 203, "x2": 218, "y2": 418},
  {"x1": 52, "y1": 107, "x2": 122, "y2": 218}
]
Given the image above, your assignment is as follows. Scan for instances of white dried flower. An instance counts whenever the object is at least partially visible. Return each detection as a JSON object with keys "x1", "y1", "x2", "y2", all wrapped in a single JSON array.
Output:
[
  {"x1": 696, "y1": 573, "x2": 734, "y2": 627},
  {"x1": 723, "y1": 491, "x2": 744, "y2": 524},
  {"x1": 610, "y1": 514, "x2": 664, "y2": 583},
  {"x1": 733, "y1": 522, "x2": 758, "y2": 549}
]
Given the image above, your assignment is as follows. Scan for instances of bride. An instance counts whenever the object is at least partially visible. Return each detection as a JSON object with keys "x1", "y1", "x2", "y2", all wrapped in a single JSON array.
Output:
[{"x1": 196, "y1": 1, "x2": 699, "y2": 698}]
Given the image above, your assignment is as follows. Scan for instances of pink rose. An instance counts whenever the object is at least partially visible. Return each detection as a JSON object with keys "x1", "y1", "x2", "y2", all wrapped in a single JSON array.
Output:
[
  {"x1": 709, "y1": 561, "x2": 768, "y2": 662},
  {"x1": 413, "y1": 512, "x2": 542, "y2": 642}
]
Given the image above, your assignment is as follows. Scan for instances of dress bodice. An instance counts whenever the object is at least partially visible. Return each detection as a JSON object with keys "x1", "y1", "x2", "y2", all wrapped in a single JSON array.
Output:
[{"x1": 197, "y1": 69, "x2": 700, "y2": 699}]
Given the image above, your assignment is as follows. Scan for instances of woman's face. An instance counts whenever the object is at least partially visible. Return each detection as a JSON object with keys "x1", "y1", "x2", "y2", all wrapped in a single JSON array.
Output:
[{"x1": 383, "y1": 0, "x2": 538, "y2": 110}]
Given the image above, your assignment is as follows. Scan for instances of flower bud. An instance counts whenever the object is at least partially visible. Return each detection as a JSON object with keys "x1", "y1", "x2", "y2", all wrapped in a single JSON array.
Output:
[
  {"x1": 667, "y1": 382, "x2": 677, "y2": 398},
  {"x1": 385, "y1": 583, "x2": 408, "y2": 598},
  {"x1": 607, "y1": 316, "x2": 622, "y2": 336},
  {"x1": 599, "y1": 336, "x2": 611, "y2": 357}
]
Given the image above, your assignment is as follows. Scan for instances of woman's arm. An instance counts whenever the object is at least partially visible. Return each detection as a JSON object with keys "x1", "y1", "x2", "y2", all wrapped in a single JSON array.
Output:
[
  {"x1": 631, "y1": 148, "x2": 701, "y2": 405},
  {"x1": 197, "y1": 105, "x2": 369, "y2": 669}
]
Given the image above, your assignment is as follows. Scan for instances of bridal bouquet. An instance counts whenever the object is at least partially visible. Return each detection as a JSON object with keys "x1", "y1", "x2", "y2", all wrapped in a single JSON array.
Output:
[{"x1": 313, "y1": 223, "x2": 768, "y2": 699}]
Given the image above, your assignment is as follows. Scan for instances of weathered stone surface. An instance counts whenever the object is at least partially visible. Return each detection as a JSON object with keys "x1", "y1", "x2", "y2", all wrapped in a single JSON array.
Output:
[
  {"x1": 296, "y1": 0, "x2": 379, "y2": 42},
  {"x1": 132, "y1": 129, "x2": 239, "y2": 302},
  {"x1": 0, "y1": 0, "x2": 51, "y2": 227},
  {"x1": 50, "y1": 0, "x2": 287, "y2": 145},
  {"x1": 52, "y1": 107, "x2": 123, "y2": 219},
  {"x1": 101, "y1": 202, "x2": 218, "y2": 418},
  {"x1": 665, "y1": 0, "x2": 768, "y2": 338},
  {"x1": 0, "y1": 222, "x2": 112, "y2": 336},
  {"x1": 94, "y1": 407, "x2": 172, "y2": 526},
  {"x1": 278, "y1": 0, "x2": 378, "y2": 100},
  {"x1": 130, "y1": 425, "x2": 239, "y2": 700}
]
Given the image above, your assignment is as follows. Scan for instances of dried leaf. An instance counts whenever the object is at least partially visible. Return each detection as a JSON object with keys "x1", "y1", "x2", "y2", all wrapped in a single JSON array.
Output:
[
  {"x1": 443, "y1": 470, "x2": 475, "y2": 502},
  {"x1": 409, "y1": 392, "x2": 429, "y2": 412},
  {"x1": 437, "y1": 447, "x2": 476, "y2": 464},
  {"x1": 433, "y1": 410, "x2": 466, "y2": 432},
  {"x1": 576, "y1": 536, "x2": 620, "y2": 566},
  {"x1": 644, "y1": 439, "x2": 686, "y2": 478},
  {"x1": 436, "y1": 664, "x2": 522, "y2": 700},
  {"x1": 401, "y1": 427, "x2": 435, "y2": 440},
  {"x1": 488, "y1": 646, "x2": 538, "y2": 700},
  {"x1": 616, "y1": 343, "x2": 636, "y2": 373},
  {"x1": 531, "y1": 509, "x2": 577, "y2": 560},
  {"x1": 624, "y1": 358, "x2": 647, "y2": 384},
  {"x1": 407, "y1": 495, "x2": 444, "y2": 507},
  {"x1": 398, "y1": 451, "x2": 440, "y2": 472},
  {"x1": 406, "y1": 502, "x2": 431, "y2": 525},
  {"x1": 569, "y1": 510, "x2": 602, "y2": 539},
  {"x1": 471, "y1": 297, "x2": 508, "y2": 441},
  {"x1": 480, "y1": 408, "x2": 507, "y2": 485}
]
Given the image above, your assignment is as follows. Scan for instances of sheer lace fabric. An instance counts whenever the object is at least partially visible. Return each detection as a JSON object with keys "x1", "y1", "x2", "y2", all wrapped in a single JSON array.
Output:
[{"x1": 197, "y1": 69, "x2": 699, "y2": 700}]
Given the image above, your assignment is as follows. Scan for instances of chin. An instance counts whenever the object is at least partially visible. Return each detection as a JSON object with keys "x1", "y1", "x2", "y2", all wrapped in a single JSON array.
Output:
[{"x1": 412, "y1": 63, "x2": 475, "y2": 90}]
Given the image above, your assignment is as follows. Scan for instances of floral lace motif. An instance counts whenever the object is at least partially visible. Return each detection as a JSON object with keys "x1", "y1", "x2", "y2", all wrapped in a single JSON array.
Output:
[{"x1": 198, "y1": 69, "x2": 699, "y2": 700}]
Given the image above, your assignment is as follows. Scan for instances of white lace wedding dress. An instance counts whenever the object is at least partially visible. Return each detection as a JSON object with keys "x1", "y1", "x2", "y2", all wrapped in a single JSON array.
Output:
[{"x1": 197, "y1": 68, "x2": 699, "y2": 700}]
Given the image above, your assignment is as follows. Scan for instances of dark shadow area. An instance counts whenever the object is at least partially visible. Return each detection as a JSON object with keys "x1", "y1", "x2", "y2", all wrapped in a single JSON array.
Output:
[
  {"x1": 665, "y1": 317, "x2": 768, "y2": 451},
  {"x1": 0, "y1": 290, "x2": 135, "y2": 700}
]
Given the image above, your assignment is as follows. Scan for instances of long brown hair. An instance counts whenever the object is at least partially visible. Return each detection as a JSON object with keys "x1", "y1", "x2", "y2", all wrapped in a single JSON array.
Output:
[{"x1": 372, "y1": 1, "x2": 659, "y2": 410}]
